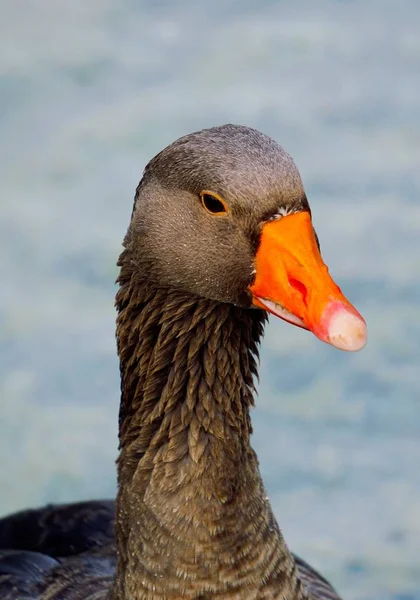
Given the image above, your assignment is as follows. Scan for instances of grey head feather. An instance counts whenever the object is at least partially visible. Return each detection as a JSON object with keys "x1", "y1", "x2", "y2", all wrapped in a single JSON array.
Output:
[{"x1": 125, "y1": 124, "x2": 310, "y2": 305}]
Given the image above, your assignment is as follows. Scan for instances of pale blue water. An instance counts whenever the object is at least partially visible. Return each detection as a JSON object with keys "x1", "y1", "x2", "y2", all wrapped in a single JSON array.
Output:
[{"x1": 1, "y1": 1, "x2": 419, "y2": 599}]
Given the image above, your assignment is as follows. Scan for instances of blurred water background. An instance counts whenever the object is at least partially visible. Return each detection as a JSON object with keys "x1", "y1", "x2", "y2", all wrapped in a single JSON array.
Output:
[{"x1": 1, "y1": 1, "x2": 419, "y2": 599}]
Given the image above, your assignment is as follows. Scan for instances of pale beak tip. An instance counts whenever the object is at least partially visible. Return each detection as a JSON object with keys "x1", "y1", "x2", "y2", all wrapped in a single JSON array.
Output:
[{"x1": 323, "y1": 304, "x2": 367, "y2": 352}]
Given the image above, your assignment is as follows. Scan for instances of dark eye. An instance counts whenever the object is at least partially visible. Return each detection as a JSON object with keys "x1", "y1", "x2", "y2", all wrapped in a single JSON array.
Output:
[{"x1": 200, "y1": 191, "x2": 229, "y2": 216}]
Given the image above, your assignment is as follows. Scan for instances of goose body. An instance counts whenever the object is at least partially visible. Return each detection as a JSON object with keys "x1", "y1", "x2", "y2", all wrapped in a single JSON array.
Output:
[{"x1": 0, "y1": 125, "x2": 366, "y2": 599}]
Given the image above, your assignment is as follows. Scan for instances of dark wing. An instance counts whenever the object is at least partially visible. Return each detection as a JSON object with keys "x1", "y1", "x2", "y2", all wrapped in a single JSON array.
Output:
[
  {"x1": 0, "y1": 500, "x2": 115, "y2": 558},
  {"x1": 0, "y1": 549, "x2": 59, "y2": 599},
  {"x1": 0, "y1": 501, "x2": 115, "y2": 598},
  {"x1": 0, "y1": 549, "x2": 115, "y2": 600},
  {"x1": 294, "y1": 554, "x2": 343, "y2": 600}
]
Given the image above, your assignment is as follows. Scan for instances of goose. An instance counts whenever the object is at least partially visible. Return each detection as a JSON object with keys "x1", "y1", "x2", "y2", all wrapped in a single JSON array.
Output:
[{"x1": 0, "y1": 124, "x2": 366, "y2": 600}]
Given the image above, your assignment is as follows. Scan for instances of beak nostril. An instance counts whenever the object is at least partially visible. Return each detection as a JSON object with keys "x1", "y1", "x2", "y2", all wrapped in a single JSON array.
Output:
[{"x1": 288, "y1": 277, "x2": 308, "y2": 306}]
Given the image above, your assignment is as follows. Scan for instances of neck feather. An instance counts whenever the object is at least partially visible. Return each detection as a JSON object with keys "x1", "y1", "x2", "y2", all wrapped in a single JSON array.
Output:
[{"x1": 110, "y1": 250, "x2": 307, "y2": 600}]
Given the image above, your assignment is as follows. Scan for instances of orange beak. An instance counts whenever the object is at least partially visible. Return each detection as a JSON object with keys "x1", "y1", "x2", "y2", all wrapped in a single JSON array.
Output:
[{"x1": 249, "y1": 211, "x2": 367, "y2": 351}]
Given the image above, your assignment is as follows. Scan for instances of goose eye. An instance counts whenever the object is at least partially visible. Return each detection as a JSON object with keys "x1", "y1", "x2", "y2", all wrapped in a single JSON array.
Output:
[{"x1": 200, "y1": 191, "x2": 229, "y2": 216}]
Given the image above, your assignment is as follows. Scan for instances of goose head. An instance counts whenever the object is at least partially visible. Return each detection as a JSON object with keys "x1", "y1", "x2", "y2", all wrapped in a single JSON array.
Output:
[{"x1": 125, "y1": 124, "x2": 366, "y2": 352}]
